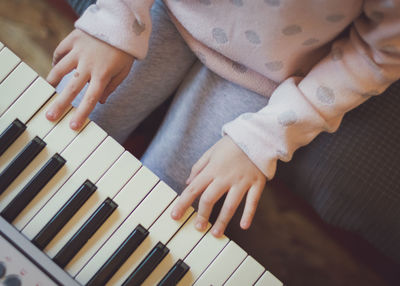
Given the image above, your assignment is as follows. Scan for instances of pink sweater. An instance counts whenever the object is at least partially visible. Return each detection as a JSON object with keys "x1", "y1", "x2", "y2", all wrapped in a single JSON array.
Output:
[{"x1": 76, "y1": 0, "x2": 400, "y2": 180}]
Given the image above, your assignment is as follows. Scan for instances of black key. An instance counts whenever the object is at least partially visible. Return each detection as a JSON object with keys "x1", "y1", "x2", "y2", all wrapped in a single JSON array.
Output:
[
  {"x1": 122, "y1": 242, "x2": 169, "y2": 286},
  {"x1": 87, "y1": 224, "x2": 149, "y2": 286},
  {"x1": 53, "y1": 198, "x2": 118, "y2": 268},
  {"x1": 1, "y1": 153, "x2": 66, "y2": 223},
  {"x1": 32, "y1": 180, "x2": 97, "y2": 250},
  {"x1": 0, "y1": 136, "x2": 46, "y2": 195},
  {"x1": 0, "y1": 119, "x2": 26, "y2": 156},
  {"x1": 158, "y1": 259, "x2": 190, "y2": 286}
]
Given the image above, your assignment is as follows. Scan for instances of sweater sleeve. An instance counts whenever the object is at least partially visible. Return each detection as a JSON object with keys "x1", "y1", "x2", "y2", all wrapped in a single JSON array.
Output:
[
  {"x1": 74, "y1": 0, "x2": 155, "y2": 59},
  {"x1": 222, "y1": 0, "x2": 400, "y2": 180}
]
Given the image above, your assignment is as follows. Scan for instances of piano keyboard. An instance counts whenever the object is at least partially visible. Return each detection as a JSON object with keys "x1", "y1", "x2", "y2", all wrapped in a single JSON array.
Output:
[{"x1": 0, "y1": 41, "x2": 283, "y2": 286}]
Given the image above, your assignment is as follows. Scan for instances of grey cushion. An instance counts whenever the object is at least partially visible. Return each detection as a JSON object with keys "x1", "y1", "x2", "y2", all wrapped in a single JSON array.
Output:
[{"x1": 276, "y1": 80, "x2": 400, "y2": 264}]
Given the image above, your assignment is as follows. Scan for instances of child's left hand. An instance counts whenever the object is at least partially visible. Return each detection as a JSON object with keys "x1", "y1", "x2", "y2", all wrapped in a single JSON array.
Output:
[{"x1": 171, "y1": 135, "x2": 267, "y2": 237}]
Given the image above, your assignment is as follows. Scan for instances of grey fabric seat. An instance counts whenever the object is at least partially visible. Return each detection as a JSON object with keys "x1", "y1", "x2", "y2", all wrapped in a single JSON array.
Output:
[{"x1": 275, "y1": 80, "x2": 400, "y2": 264}]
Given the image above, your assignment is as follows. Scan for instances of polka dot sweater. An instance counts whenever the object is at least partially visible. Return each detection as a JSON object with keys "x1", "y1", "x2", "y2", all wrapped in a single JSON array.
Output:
[{"x1": 76, "y1": 0, "x2": 400, "y2": 180}]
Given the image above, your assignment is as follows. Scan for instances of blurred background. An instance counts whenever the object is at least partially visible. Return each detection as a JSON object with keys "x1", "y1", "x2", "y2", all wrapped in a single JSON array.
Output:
[{"x1": 0, "y1": 0, "x2": 399, "y2": 285}]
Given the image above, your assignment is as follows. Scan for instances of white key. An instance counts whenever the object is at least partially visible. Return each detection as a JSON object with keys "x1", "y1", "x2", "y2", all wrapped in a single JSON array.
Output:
[
  {"x1": 0, "y1": 110, "x2": 85, "y2": 212},
  {"x1": 194, "y1": 241, "x2": 246, "y2": 285},
  {"x1": 142, "y1": 213, "x2": 211, "y2": 286},
  {"x1": 22, "y1": 136, "x2": 124, "y2": 239},
  {"x1": 178, "y1": 231, "x2": 229, "y2": 286},
  {"x1": 0, "y1": 47, "x2": 20, "y2": 83},
  {"x1": 0, "y1": 95, "x2": 70, "y2": 173},
  {"x1": 0, "y1": 77, "x2": 55, "y2": 131},
  {"x1": 13, "y1": 121, "x2": 107, "y2": 229},
  {"x1": 76, "y1": 181, "x2": 175, "y2": 285},
  {"x1": 254, "y1": 271, "x2": 283, "y2": 286},
  {"x1": 44, "y1": 152, "x2": 144, "y2": 258},
  {"x1": 0, "y1": 62, "x2": 37, "y2": 116},
  {"x1": 65, "y1": 160, "x2": 161, "y2": 276},
  {"x1": 108, "y1": 198, "x2": 193, "y2": 285},
  {"x1": 224, "y1": 256, "x2": 265, "y2": 286},
  {"x1": 0, "y1": 41, "x2": 4, "y2": 50}
]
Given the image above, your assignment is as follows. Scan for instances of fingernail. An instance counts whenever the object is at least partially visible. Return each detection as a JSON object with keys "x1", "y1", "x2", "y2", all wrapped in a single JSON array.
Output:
[
  {"x1": 195, "y1": 221, "x2": 206, "y2": 231},
  {"x1": 212, "y1": 227, "x2": 222, "y2": 237},
  {"x1": 240, "y1": 220, "x2": 250, "y2": 230},
  {"x1": 46, "y1": 110, "x2": 56, "y2": 121},
  {"x1": 171, "y1": 210, "x2": 179, "y2": 220},
  {"x1": 70, "y1": 121, "x2": 79, "y2": 130}
]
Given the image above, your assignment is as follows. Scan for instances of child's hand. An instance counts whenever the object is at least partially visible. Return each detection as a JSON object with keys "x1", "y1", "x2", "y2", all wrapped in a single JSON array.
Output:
[
  {"x1": 46, "y1": 29, "x2": 135, "y2": 130},
  {"x1": 171, "y1": 135, "x2": 267, "y2": 237}
]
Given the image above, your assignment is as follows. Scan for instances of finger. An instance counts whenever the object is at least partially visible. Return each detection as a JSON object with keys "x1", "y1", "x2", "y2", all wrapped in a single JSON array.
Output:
[
  {"x1": 46, "y1": 69, "x2": 90, "y2": 122},
  {"x1": 70, "y1": 78, "x2": 109, "y2": 130},
  {"x1": 240, "y1": 182, "x2": 264, "y2": 230},
  {"x1": 186, "y1": 147, "x2": 213, "y2": 185},
  {"x1": 52, "y1": 35, "x2": 74, "y2": 66},
  {"x1": 196, "y1": 180, "x2": 229, "y2": 232},
  {"x1": 98, "y1": 68, "x2": 129, "y2": 104},
  {"x1": 211, "y1": 183, "x2": 249, "y2": 237},
  {"x1": 47, "y1": 52, "x2": 77, "y2": 87},
  {"x1": 171, "y1": 172, "x2": 212, "y2": 221}
]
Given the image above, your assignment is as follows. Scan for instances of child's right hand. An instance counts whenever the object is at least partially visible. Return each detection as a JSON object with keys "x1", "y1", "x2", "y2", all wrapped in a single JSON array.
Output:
[{"x1": 46, "y1": 29, "x2": 135, "y2": 130}]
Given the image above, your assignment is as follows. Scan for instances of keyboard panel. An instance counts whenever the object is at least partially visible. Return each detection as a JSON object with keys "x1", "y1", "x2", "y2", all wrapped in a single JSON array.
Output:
[
  {"x1": 0, "y1": 43, "x2": 283, "y2": 286},
  {"x1": 44, "y1": 152, "x2": 143, "y2": 258},
  {"x1": 0, "y1": 96, "x2": 70, "y2": 174},
  {"x1": 142, "y1": 213, "x2": 211, "y2": 285},
  {"x1": 0, "y1": 109, "x2": 86, "y2": 213},
  {"x1": 22, "y1": 136, "x2": 124, "y2": 240}
]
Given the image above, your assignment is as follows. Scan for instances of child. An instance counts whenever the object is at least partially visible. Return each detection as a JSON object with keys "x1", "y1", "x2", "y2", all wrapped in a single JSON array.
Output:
[{"x1": 47, "y1": 0, "x2": 400, "y2": 264}]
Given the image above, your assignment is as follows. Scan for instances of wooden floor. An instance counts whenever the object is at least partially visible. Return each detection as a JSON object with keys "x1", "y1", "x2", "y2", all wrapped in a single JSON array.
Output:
[{"x1": 0, "y1": 1, "x2": 399, "y2": 285}]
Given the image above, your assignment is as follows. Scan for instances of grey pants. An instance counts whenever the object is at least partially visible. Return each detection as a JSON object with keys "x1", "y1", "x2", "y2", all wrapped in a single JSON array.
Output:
[{"x1": 66, "y1": 0, "x2": 400, "y2": 266}]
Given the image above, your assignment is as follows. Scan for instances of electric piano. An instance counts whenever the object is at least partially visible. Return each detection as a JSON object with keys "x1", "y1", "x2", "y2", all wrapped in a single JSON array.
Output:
[{"x1": 0, "y1": 41, "x2": 283, "y2": 286}]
